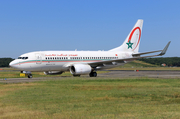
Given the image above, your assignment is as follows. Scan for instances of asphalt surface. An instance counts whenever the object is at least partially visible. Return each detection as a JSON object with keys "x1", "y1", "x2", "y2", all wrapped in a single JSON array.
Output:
[
  {"x1": 1, "y1": 70, "x2": 180, "y2": 83},
  {"x1": 98, "y1": 70, "x2": 180, "y2": 78}
]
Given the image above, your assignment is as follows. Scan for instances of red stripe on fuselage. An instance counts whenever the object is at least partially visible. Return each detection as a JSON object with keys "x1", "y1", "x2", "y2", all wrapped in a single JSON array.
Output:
[{"x1": 13, "y1": 60, "x2": 103, "y2": 65}]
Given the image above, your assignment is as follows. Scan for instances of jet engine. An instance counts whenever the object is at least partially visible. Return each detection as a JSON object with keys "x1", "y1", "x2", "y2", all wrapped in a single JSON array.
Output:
[
  {"x1": 44, "y1": 71, "x2": 64, "y2": 75},
  {"x1": 70, "y1": 64, "x2": 92, "y2": 75}
]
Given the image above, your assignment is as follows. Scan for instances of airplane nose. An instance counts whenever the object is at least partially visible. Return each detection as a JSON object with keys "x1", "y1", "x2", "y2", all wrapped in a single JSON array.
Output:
[
  {"x1": 9, "y1": 61, "x2": 13, "y2": 67},
  {"x1": 9, "y1": 60, "x2": 16, "y2": 68}
]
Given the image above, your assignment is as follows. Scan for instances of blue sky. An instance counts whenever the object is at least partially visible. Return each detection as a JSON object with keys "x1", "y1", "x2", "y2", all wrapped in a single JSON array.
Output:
[{"x1": 0, "y1": 0, "x2": 179, "y2": 58}]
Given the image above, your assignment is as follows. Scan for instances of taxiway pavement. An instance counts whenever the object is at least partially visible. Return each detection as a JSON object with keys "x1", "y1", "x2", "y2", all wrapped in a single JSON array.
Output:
[{"x1": 1, "y1": 70, "x2": 180, "y2": 83}]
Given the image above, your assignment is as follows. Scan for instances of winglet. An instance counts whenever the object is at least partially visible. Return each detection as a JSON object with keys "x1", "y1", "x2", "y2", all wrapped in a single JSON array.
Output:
[{"x1": 158, "y1": 41, "x2": 171, "y2": 56}]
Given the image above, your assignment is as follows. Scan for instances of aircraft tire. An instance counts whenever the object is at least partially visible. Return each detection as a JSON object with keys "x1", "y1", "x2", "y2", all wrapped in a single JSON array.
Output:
[
  {"x1": 93, "y1": 72, "x2": 97, "y2": 77},
  {"x1": 89, "y1": 72, "x2": 97, "y2": 77},
  {"x1": 28, "y1": 74, "x2": 33, "y2": 78}
]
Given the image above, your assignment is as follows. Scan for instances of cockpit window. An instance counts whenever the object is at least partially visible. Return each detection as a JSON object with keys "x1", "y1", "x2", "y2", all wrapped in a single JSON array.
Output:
[{"x1": 18, "y1": 57, "x2": 28, "y2": 60}]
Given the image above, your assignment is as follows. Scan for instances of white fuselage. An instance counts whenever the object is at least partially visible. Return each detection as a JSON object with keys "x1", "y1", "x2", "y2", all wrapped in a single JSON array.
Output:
[{"x1": 9, "y1": 51, "x2": 133, "y2": 72}]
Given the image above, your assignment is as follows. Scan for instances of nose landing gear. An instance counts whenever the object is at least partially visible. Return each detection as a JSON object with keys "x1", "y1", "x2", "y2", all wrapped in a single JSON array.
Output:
[
  {"x1": 28, "y1": 74, "x2": 33, "y2": 78},
  {"x1": 20, "y1": 71, "x2": 33, "y2": 78}
]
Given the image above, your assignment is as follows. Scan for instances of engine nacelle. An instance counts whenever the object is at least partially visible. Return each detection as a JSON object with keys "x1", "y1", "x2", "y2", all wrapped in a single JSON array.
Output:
[
  {"x1": 70, "y1": 64, "x2": 92, "y2": 75},
  {"x1": 44, "y1": 71, "x2": 64, "y2": 75}
]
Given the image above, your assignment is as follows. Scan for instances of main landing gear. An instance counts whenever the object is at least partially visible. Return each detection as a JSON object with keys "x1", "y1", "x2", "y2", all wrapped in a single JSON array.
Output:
[
  {"x1": 21, "y1": 71, "x2": 33, "y2": 78},
  {"x1": 72, "y1": 72, "x2": 97, "y2": 77},
  {"x1": 89, "y1": 72, "x2": 97, "y2": 77}
]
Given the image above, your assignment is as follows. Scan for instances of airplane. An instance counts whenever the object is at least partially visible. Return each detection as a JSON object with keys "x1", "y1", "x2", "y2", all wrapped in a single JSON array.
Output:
[{"x1": 9, "y1": 19, "x2": 171, "y2": 78}]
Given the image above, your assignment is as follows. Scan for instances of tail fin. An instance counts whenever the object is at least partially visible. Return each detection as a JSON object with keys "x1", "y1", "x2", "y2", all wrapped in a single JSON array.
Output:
[{"x1": 109, "y1": 19, "x2": 143, "y2": 53}]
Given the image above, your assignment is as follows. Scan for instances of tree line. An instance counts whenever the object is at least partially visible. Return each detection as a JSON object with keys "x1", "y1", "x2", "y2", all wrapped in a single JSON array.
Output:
[
  {"x1": 0, "y1": 58, "x2": 14, "y2": 67},
  {"x1": 138, "y1": 57, "x2": 180, "y2": 67}
]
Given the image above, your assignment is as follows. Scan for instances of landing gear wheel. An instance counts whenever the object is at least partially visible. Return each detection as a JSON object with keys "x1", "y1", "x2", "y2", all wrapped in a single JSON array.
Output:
[
  {"x1": 89, "y1": 72, "x2": 97, "y2": 77},
  {"x1": 28, "y1": 74, "x2": 33, "y2": 78}
]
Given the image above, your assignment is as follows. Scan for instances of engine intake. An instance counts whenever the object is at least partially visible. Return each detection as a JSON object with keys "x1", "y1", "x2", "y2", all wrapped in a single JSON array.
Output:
[{"x1": 70, "y1": 64, "x2": 92, "y2": 75}]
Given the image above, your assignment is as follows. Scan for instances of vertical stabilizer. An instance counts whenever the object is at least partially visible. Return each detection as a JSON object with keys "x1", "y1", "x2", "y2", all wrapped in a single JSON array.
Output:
[{"x1": 109, "y1": 19, "x2": 143, "y2": 53}]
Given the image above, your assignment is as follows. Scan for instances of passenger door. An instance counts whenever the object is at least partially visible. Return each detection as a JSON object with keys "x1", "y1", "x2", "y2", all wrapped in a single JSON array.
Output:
[{"x1": 35, "y1": 53, "x2": 42, "y2": 64}]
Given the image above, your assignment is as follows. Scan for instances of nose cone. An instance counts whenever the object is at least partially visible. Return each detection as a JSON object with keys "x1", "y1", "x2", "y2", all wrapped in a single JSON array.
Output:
[
  {"x1": 9, "y1": 61, "x2": 13, "y2": 67},
  {"x1": 9, "y1": 60, "x2": 17, "y2": 68}
]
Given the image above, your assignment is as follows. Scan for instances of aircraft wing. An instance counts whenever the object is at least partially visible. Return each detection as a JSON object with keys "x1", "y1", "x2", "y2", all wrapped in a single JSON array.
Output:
[
  {"x1": 132, "y1": 50, "x2": 162, "y2": 56},
  {"x1": 88, "y1": 41, "x2": 171, "y2": 67},
  {"x1": 132, "y1": 41, "x2": 171, "y2": 56}
]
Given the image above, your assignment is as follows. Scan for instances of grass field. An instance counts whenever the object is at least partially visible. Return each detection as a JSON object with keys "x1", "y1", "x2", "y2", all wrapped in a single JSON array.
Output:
[{"x1": 0, "y1": 78, "x2": 180, "y2": 119}]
